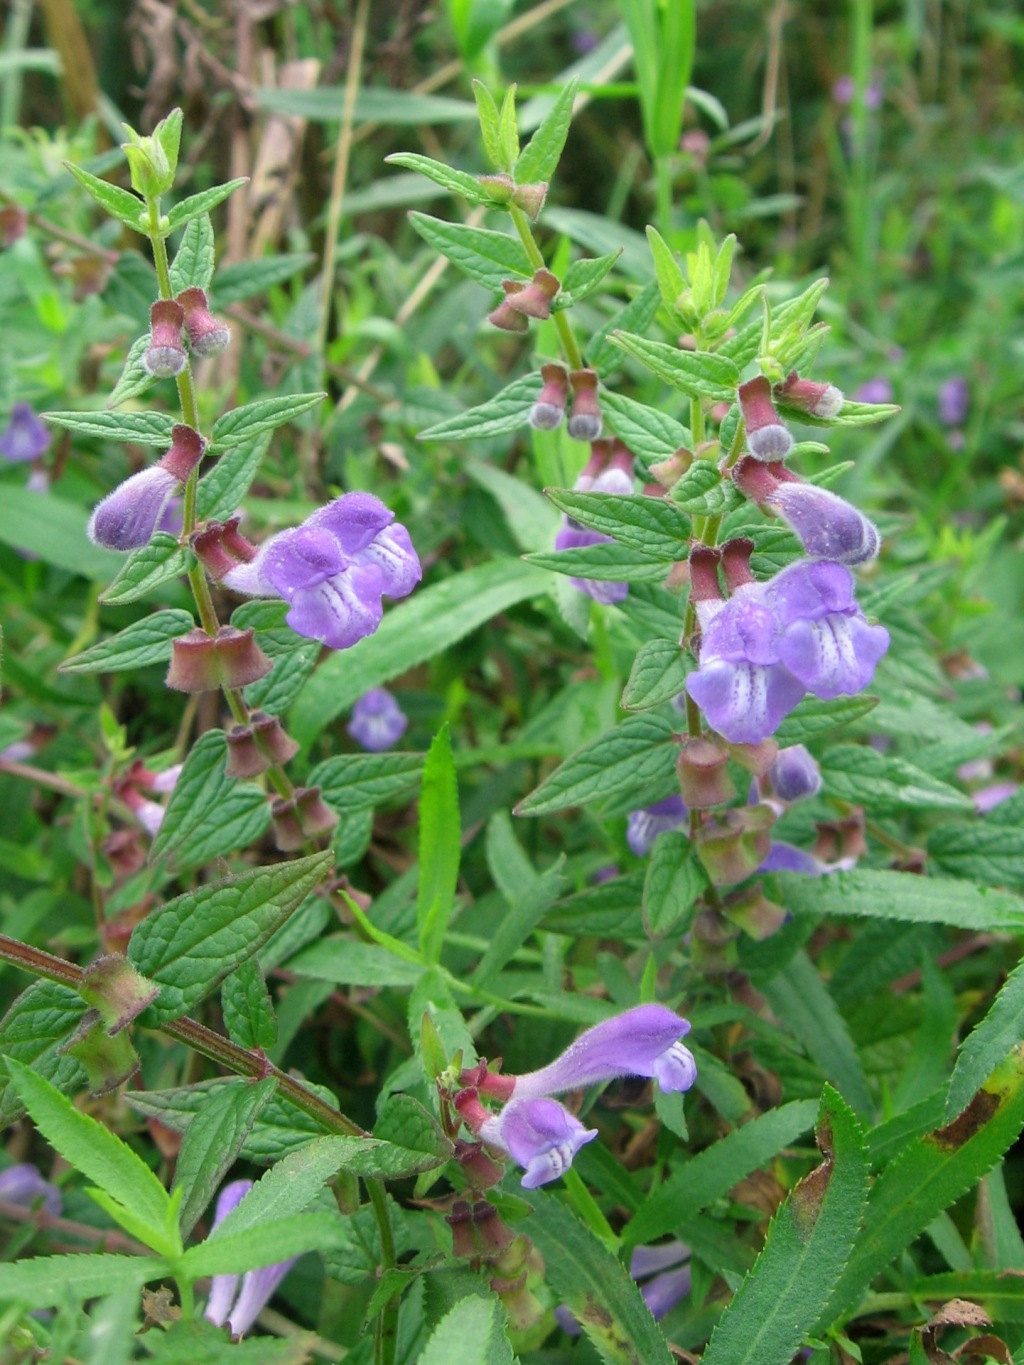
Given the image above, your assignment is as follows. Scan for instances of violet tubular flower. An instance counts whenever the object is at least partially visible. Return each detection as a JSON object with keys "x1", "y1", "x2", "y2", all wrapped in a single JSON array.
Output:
[
  {"x1": 627, "y1": 794, "x2": 689, "y2": 856},
  {"x1": 554, "y1": 460, "x2": 633, "y2": 605},
  {"x1": 478, "y1": 1098, "x2": 598, "y2": 1190},
  {"x1": 0, "y1": 403, "x2": 51, "y2": 463},
  {"x1": 348, "y1": 687, "x2": 408, "y2": 751},
  {"x1": 765, "y1": 483, "x2": 881, "y2": 566},
  {"x1": 0, "y1": 1162, "x2": 62, "y2": 1216},
  {"x1": 223, "y1": 492, "x2": 421, "y2": 650},
  {"x1": 204, "y1": 1180, "x2": 299, "y2": 1338},
  {"x1": 557, "y1": 1241, "x2": 691, "y2": 1334},
  {"x1": 769, "y1": 744, "x2": 822, "y2": 803}
]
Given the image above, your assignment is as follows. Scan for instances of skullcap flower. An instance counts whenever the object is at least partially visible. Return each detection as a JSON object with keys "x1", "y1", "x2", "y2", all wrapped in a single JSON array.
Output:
[
  {"x1": 627, "y1": 794, "x2": 689, "y2": 857},
  {"x1": 478, "y1": 1097, "x2": 598, "y2": 1190},
  {"x1": 204, "y1": 1179, "x2": 299, "y2": 1338},
  {"x1": 0, "y1": 1162, "x2": 62, "y2": 1216},
  {"x1": 348, "y1": 688, "x2": 408, "y2": 751},
  {"x1": 0, "y1": 403, "x2": 51, "y2": 463}
]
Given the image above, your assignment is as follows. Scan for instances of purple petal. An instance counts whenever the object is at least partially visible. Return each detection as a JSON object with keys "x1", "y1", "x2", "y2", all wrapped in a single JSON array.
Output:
[
  {"x1": 0, "y1": 1163, "x2": 61, "y2": 1216},
  {"x1": 480, "y1": 1098, "x2": 597, "y2": 1189},
  {"x1": 852, "y1": 377, "x2": 893, "y2": 405},
  {"x1": 0, "y1": 404, "x2": 51, "y2": 463},
  {"x1": 572, "y1": 575, "x2": 629, "y2": 604},
  {"x1": 226, "y1": 1258, "x2": 300, "y2": 1337},
  {"x1": 204, "y1": 1180, "x2": 254, "y2": 1328},
  {"x1": 87, "y1": 466, "x2": 178, "y2": 551},
  {"x1": 348, "y1": 688, "x2": 408, "y2": 751},
  {"x1": 686, "y1": 659, "x2": 805, "y2": 745},
  {"x1": 630, "y1": 1240, "x2": 690, "y2": 1279},
  {"x1": 768, "y1": 560, "x2": 856, "y2": 628},
  {"x1": 511, "y1": 1005, "x2": 695, "y2": 1098},
  {"x1": 974, "y1": 782, "x2": 1018, "y2": 814},
  {"x1": 700, "y1": 585, "x2": 780, "y2": 667},
  {"x1": 759, "y1": 841, "x2": 828, "y2": 875},
  {"x1": 312, "y1": 492, "x2": 395, "y2": 556},
  {"x1": 938, "y1": 376, "x2": 969, "y2": 427},
  {"x1": 285, "y1": 564, "x2": 385, "y2": 649},
  {"x1": 360, "y1": 522, "x2": 421, "y2": 599},
  {"x1": 554, "y1": 524, "x2": 612, "y2": 553},
  {"x1": 627, "y1": 795, "x2": 689, "y2": 857},
  {"x1": 769, "y1": 745, "x2": 822, "y2": 802},
  {"x1": 768, "y1": 485, "x2": 880, "y2": 565},
  {"x1": 260, "y1": 525, "x2": 348, "y2": 595},
  {"x1": 777, "y1": 613, "x2": 889, "y2": 698},
  {"x1": 591, "y1": 468, "x2": 633, "y2": 495},
  {"x1": 641, "y1": 1266, "x2": 691, "y2": 1320}
]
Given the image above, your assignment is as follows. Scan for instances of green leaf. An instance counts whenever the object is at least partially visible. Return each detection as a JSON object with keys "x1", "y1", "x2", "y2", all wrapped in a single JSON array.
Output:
[
  {"x1": 645, "y1": 225, "x2": 686, "y2": 316},
  {"x1": 642, "y1": 832, "x2": 706, "y2": 936},
  {"x1": 417, "y1": 725, "x2": 461, "y2": 965},
  {"x1": 760, "y1": 953, "x2": 872, "y2": 1116},
  {"x1": 243, "y1": 629, "x2": 320, "y2": 716},
  {"x1": 466, "y1": 457, "x2": 560, "y2": 552},
  {"x1": 947, "y1": 957, "x2": 1024, "y2": 1120},
  {"x1": 472, "y1": 80, "x2": 504, "y2": 169},
  {"x1": 775, "y1": 868, "x2": 1024, "y2": 933},
  {"x1": 149, "y1": 730, "x2": 269, "y2": 871},
  {"x1": 64, "y1": 162, "x2": 145, "y2": 231},
  {"x1": 288, "y1": 938, "x2": 422, "y2": 989},
  {"x1": 101, "y1": 533, "x2": 192, "y2": 606},
  {"x1": 310, "y1": 751, "x2": 423, "y2": 815},
  {"x1": 515, "y1": 76, "x2": 578, "y2": 184},
  {"x1": 107, "y1": 333, "x2": 157, "y2": 408},
  {"x1": 526, "y1": 540, "x2": 669, "y2": 583},
  {"x1": 772, "y1": 695, "x2": 879, "y2": 747},
  {"x1": 544, "y1": 872, "x2": 646, "y2": 937},
  {"x1": 475, "y1": 856, "x2": 566, "y2": 986},
  {"x1": 211, "y1": 252, "x2": 315, "y2": 306},
  {"x1": 222, "y1": 958, "x2": 278, "y2": 1052},
  {"x1": 290, "y1": 560, "x2": 550, "y2": 747},
  {"x1": 526, "y1": 1193, "x2": 674, "y2": 1365},
  {"x1": 59, "y1": 609, "x2": 194, "y2": 674},
  {"x1": 602, "y1": 391, "x2": 691, "y2": 464},
  {"x1": 165, "y1": 178, "x2": 248, "y2": 232},
  {"x1": 701, "y1": 1088, "x2": 868, "y2": 1365},
  {"x1": 171, "y1": 1077, "x2": 276, "y2": 1238},
  {"x1": 587, "y1": 282, "x2": 660, "y2": 377},
  {"x1": 3, "y1": 1059, "x2": 179, "y2": 1258},
  {"x1": 210, "y1": 392, "x2": 324, "y2": 448},
  {"x1": 0, "y1": 980, "x2": 86, "y2": 1126},
  {"x1": 419, "y1": 1297, "x2": 513, "y2": 1365},
  {"x1": 909, "y1": 1271, "x2": 1024, "y2": 1323},
  {"x1": 180, "y1": 1211, "x2": 346, "y2": 1279},
  {"x1": 169, "y1": 213, "x2": 215, "y2": 293},
  {"x1": 516, "y1": 713, "x2": 678, "y2": 817},
  {"x1": 418, "y1": 374, "x2": 541, "y2": 442},
  {"x1": 497, "y1": 85, "x2": 519, "y2": 168},
  {"x1": 138, "y1": 1318, "x2": 315, "y2": 1364},
  {"x1": 622, "y1": 638, "x2": 692, "y2": 711},
  {"x1": 384, "y1": 152, "x2": 494, "y2": 205},
  {"x1": 558, "y1": 249, "x2": 622, "y2": 306},
  {"x1": 820, "y1": 746, "x2": 973, "y2": 814},
  {"x1": 777, "y1": 399, "x2": 902, "y2": 428},
  {"x1": 0, "y1": 486, "x2": 121, "y2": 581},
  {"x1": 197, "y1": 431, "x2": 272, "y2": 522},
  {"x1": 0, "y1": 1252, "x2": 169, "y2": 1307},
  {"x1": 544, "y1": 489, "x2": 690, "y2": 557},
  {"x1": 610, "y1": 331, "x2": 739, "y2": 401},
  {"x1": 44, "y1": 409, "x2": 176, "y2": 445},
  {"x1": 928, "y1": 820, "x2": 1024, "y2": 891},
  {"x1": 128, "y1": 851, "x2": 333, "y2": 1023},
  {"x1": 408, "y1": 212, "x2": 532, "y2": 288},
  {"x1": 625, "y1": 1099, "x2": 819, "y2": 1247},
  {"x1": 820, "y1": 1046, "x2": 1024, "y2": 1327}
]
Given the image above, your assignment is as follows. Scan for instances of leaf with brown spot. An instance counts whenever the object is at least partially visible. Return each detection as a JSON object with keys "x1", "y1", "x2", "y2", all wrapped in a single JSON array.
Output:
[{"x1": 928, "y1": 1299, "x2": 992, "y2": 1330}]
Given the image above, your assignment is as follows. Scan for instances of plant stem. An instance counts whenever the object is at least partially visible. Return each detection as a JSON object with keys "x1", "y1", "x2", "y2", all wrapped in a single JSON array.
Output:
[
  {"x1": 508, "y1": 203, "x2": 584, "y2": 371},
  {"x1": 366, "y1": 1178, "x2": 399, "y2": 1365}
]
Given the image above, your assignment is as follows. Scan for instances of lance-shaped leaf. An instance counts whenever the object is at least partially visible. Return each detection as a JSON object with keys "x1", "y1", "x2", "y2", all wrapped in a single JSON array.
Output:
[
  {"x1": 516, "y1": 713, "x2": 678, "y2": 817},
  {"x1": 544, "y1": 489, "x2": 691, "y2": 558},
  {"x1": 64, "y1": 162, "x2": 145, "y2": 231},
  {"x1": 180, "y1": 1212, "x2": 347, "y2": 1279},
  {"x1": 150, "y1": 729, "x2": 270, "y2": 870},
  {"x1": 310, "y1": 752, "x2": 423, "y2": 815},
  {"x1": 642, "y1": 832, "x2": 706, "y2": 937},
  {"x1": 417, "y1": 724, "x2": 460, "y2": 965},
  {"x1": 701, "y1": 1087, "x2": 868, "y2": 1365},
  {"x1": 514, "y1": 76, "x2": 578, "y2": 184},
  {"x1": 947, "y1": 958, "x2": 1024, "y2": 1119},
  {"x1": 602, "y1": 390, "x2": 691, "y2": 464},
  {"x1": 107, "y1": 333, "x2": 157, "y2": 408},
  {"x1": 928, "y1": 820, "x2": 1024, "y2": 892},
  {"x1": 60, "y1": 609, "x2": 194, "y2": 674},
  {"x1": 772, "y1": 695, "x2": 878, "y2": 746},
  {"x1": 222, "y1": 958, "x2": 278, "y2": 1051},
  {"x1": 0, "y1": 980, "x2": 86, "y2": 1125},
  {"x1": 775, "y1": 869, "x2": 1024, "y2": 934},
  {"x1": 0, "y1": 1252, "x2": 170, "y2": 1307},
  {"x1": 408, "y1": 212, "x2": 532, "y2": 288},
  {"x1": 101, "y1": 533, "x2": 192, "y2": 606},
  {"x1": 165, "y1": 178, "x2": 248, "y2": 232},
  {"x1": 418, "y1": 373, "x2": 541, "y2": 442},
  {"x1": 129, "y1": 850, "x2": 333, "y2": 1023},
  {"x1": 527, "y1": 541, "x2": 670, "y2": 584},
  {"x1": 419, "y1": 1297, "x2": 514, "y2": 1365},
  {"x1": 622, "y1": 638, "x2": 692, "y2": 711},
  {"x1": 197, "y1": 430, "x2": 272, "y2": 522},
  {"x1": 212, "y1": 252, "x2": 317, "y2": 307},
  {"x1": 44, "y1": 409, "x2": 176, "y2": 445},
  {"x1": 384, "y1": 152, "x2": 496, "y2": 205},
  {"x1": 820, "y1": 746, "x2": 973, "y2": 814},
  {"x1": 210, "y1": 392, "x2": 324, "y2": 448},
  {"x1": 169, "y1": 213, "x2": 215, "y2": 292},
  {"x1": 610, "y1": 332, "x2": 739, "y2": 402},
  {"x1": 172, "y1": 1077, "x2": 276, "y2": 1239}
]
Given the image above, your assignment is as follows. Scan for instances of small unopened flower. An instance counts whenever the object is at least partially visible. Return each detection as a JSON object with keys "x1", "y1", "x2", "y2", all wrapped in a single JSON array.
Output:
[
  {"x1": 567, "y1": 369, "x2": 602, "y2": 441},
  {"x1": 765, "y1": 483, "x2": 881, "y2": 565},
  {"x1": 177, "y1": 286, "x2": 231, "y2": 358},
  {"x1": 270, "y1": 785, "x2": 338, "y2": 851},
  {"x1": 225, "y1": 712, "x2": 299, "y2": 779},
  {"x1": 529, "y1": 362, "x2": 568, "y2": 430},
  {"x1": 938, "y1": 376, "x2": 969, "y2": 428},
  {"x1": 738, "y1": 376, "x2": 794, "y2": 461},
  {"x1": 775, "y1": 371, "x2": 844, "y2": 419},
  {"x1": 504, "y1": 268, "x2": 560, "y2": 321},
  {"x1": 852, "y1": 376, "x2": 893, "y2": 405},
  {"x1": 192, "y1": 517, "x2": 259, "y2": 581},
  {"x1": 478, "y1": 1097, "x2": 598, "y2": 1190},
  {"x1": 223, "y1": 493, "x2": 420, "y2": 652},
  {"x1": 973, "y1": 782, "x2": 1018, "y2": 814},
  {"x1": 347, "y1": 688, "x2": 408, "y2": 751},
  {"x1": 204, "y1": 1181, "x2": 299, "y2": 1338},
  {"x1": 1, "y1": 403, "x2": 51, "y2": 463},
  {"x1": 627, "y1": 794, "x2": 689, "y2": 856},
  {"x1": 142, "y1": 299, "x2": 187, "y2": 378},
  {"x1": 769, "y1": 745, "x2": 822, "y2": 802},
  {"x1": 0, "y1": 1162, "x2": 62, "y2": 1217},
  {"x1": 488, "y1": 288, "x2": 530, "y2": 332},
  {"x1": 88, "y1": 425, "x2": 205, "y2": 552}
]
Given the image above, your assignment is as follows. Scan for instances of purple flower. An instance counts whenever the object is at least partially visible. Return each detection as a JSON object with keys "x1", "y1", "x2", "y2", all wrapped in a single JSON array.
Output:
[
  {"x1": 204, "y1": 1179, "x2": 299, "y2": 1338},
  {"x1": 478, "y1": 1097, "x2": 598, "y2": 1189},
  {"x1": 627, "y1": 794, "x2": 689, "y2": 856},
  {"x1": 852, "y1": 377, "x2": 893, "y2": 405},
  {"x1": 769, "y1": 560, "x2": 889, "y2": 701},
  {"x1": 0, "y1": 1162, "x2": 62, "y2": 1216},
  {"x1": 508, "y1": 1004, "x2": 697, "y2": 1099},
  {"x1": 766, "y1": 484, "x2": 880, "y2": 565},
  {"x1": 759, "y1": 841, "x2": 830, "y2": 875},
  {"x1": 223, "y1": 493, "x2": 421, "y2": 650},
  {"x1": 0, "y1": 403, "x2": 51, "y2": 463},
  {"x1": 974, "y1": 782, "x2": 1017, "y2": 814},
  {"x1": 555, "y1": 464, "x2": 633, "y2": 605},
  {"x1": 347, "y1": 688, "x2": 408, "y2": 751},
  {"x1": 938, "y1": 376, "x2": 969, "y2": 427},
  {"x1": 558, "y1": 1240, "x2": 690, "y2": 1333},
  {"x1": 832, "y1": 75, "x2": 882, "y2": 109},
  {"x1": 769, "y1": 745, "x2": 822, "y2": 802},
  {"x1": 87, "y1": 466, "x2": 179, "y2": 552}
]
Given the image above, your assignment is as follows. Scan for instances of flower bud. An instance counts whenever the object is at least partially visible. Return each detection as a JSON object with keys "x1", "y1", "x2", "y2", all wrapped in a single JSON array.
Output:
[
  {"x1": 102, "y1": 829, "x2": 147, "y2": 878},
  {"x1": 270, "y1": 784, "x2": 338, "y2": 850},
  {"x1": 191, "y1": 516, "x2": 258, "y2": 580},
  {"x1": 567, "y1": 369, "x2": 602, "y2": 441},
  {"x1": 157, "y1": 423, "x2": 206, "y2": 482},
  {"x1": 688, "y1": 543, "x2": 723, "y2": 611},
  {"x1": 677, "y1": 736, "x2": 735, "y2": 809},
  {"x1": 0, "y1": 204, "x2": 27, "y2": 248},
  {"x1": 477, "y1": 173, "x2": 514, "y2": 203},
  {"x1": 225, "y1": 712, "x2": 299, "y2": 778},
  {"x1": 766, "y1": 483, "x2": 880, "y2": 565},
  {"x1": 88, "y1": 465, "x2": 178, "y2": 551},
  {"x1": 0, "y1": 403, "x2": 51, "y2": 463},
  {"x1": 143, "y1": 299, "x2": 187, "y2": 378},
  {"x1": 511, "y1": 182, "x2": 548, "y2": 218},
  {"x1": 738, "y1": 376, "x2": 794, "y2": 461},
  {"x1": 504, "y1": 268, "x2": 560, "y2": 321},
  {"x1": 487, "y1": 286, "x2": 530, "y2": 333},
  {"x1": 447, "y1": 1200, "x2": 477, "y2": 1259},
  {"x1": 165, "y1": 626, "x2": 272, "y2": 693},
  {"x1": 177, "y1": 286, "x2": 231, "y2": 358},
  {"x1": 775, "y1": 371, "x2": 844, "y2": 419},
  {"x1": 529, "y1": 362, "x2": 568, "y2": 430},
  {"x1": 721, "y1": 884, "x2": 788, "y2": 940},
  {"x1": 813, "y1": 811, "x2": 867, "y2": 864},
  {"x1": 769, "y1": 744, "x2": 822, "y2": 802}
]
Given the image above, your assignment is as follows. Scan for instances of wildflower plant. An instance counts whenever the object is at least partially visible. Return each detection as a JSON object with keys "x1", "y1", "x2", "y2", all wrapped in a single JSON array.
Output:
[{"x1": 0, "y1": 40, "x2": 1023, "y2": 1365}]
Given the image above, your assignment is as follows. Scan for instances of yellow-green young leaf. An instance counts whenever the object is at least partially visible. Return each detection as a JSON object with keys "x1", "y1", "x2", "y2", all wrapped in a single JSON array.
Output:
[
  {"x1": 128, "y1": 851, "x2": 333, "y2": 1023},
  {"x1": 419, "y1": 1296, "x2": 513, "y2": 1365},
  {"x1": 384, "y1": 152, "x2": 494, "y2": 205},
  {"x1": 209, "y1": 392, "x2": 324, "y2": 449},
  {"x1": 820, "y1": 1047, "x2": 1024, "y2": 1328},
  {"x1": 149, "y1": 729, "x2": 269, "y2": 871},
  {"x1": 497, "y1": 84, "x2": 519, "y2": 168},
  {"x1": 172, "y1": 1077, "x2": 276, "y2": 1239},
  {"x1": 701, "y1": 1087, "x2": 867, "y2": 1365},
  {"x1": 3, "y1": 1060, "x2": 177, "y2": 1255},
  {"x1": 60, "y1": 609, "x2": 194, "y2": 675},
  {"x1": 100, "y1": 533, "x2": 193, "y2": 606},
  {"x1": 417, "y1": 724, "x2": 460, "y2": 965},
  {"x1": 64, "y1": 162, "x2": 145, "y2": 232},
  {"x1": 516, "y1": 714, "x2": 678, "y2": 818},
  {"x1": 514, "y1": 77, "x2": 578, "y2": 185},
  {"x1": 169, "y1": 212, "x2": 215, "y2": 293},
  {"x1": 407, "y1": 212, "x2": 531, "y2": 289},
  {"x1": 645, "y1": 225, "x2": 686, "y2": 316},
  {"x1": 0, "y1": 1252, "x2": 170, "y2": 1307},
  {"x1": 472, "y1": 79, "x2": 504, "y2": 169},
  {"x1": 544, "y1": 489, "x2": 691, "y2": 558},
  {"x1": 165, "y1": 177, "x2": 248, "y2": 232},
  {"x1": 609, "y1": 331, "x2": 739, "y2": 402}
]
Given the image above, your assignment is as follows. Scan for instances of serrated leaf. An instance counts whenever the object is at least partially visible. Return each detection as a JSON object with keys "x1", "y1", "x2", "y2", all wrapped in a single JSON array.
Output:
[
  {"x1": 408, "y1": 212, "x2": 532, "y2": 288},
  {"x1": 172, "y1": 1077, "x2": 276, "y2": 1238},
  {"x1": 418, "y1": 373, "x2": 541, "y2": 442},
  {"x1": 166, "y1": 178, "x2": 248, "y2": 232},
  {"x1": 928, "y1": 821, "x2": 1024, "y2": 891},
  {"x1": 384, "y1": 152, "x2": 493, "y2": 205},
  {"x1": 60, "y1": 609, "x2": 194, "y2": 675},
  {"x1": 557, "y1": 249, "x2": 621, "y2": 306},
  {"x1": 772, "y1": 695, "x2": 878, "y2": 746},
  {"x1": 310, "y1": 752, "x2": 423, "y2": 814},
  {"x1": 626, "y1": 1099, "x2": 818, "y2": 1247},
  {"x1": 472, "y1": 80, "x2": 504, "y2": 169},
  {"x1": 777, "y1": 399, "x2": 901, "y2": 428},
  {"x1": 909, "y1": 1271, "x2": 1024, "y2": 1323},
  {"x1": 0, "y1": 980, "x2": 86, "y2": 1127},
  {"x1": 222, "y1": 958, "x2": 278, "y2": 1052},
  {"x1": 129, "y1": 851, "x2": 333, "y2": 1023},
  {"x1": 417, "y1": 725, "x2": 460, "y2": 965},
  {"x1": 525, "y1": 540, "x2": 669, "y2": 583},
  {"x1": 517, "y1": 713, "x2": 678, "y2": 817},
  {"x1": 645, "y1": 225, "x2": 686, "y2": 315},
  {"x1": 211, "y1": 252, "x2": 315, "y2": 306},
  {"x1": 210, "y1": 392, "x2": 323, "y2": 448},
  {"x1": 169, "y1": 213, "x2": 216, "y2": 293},
  {"x1": 544, "y1": 489, "x2": 690, "y2": 558},
  {"x1": 288, "y1": 938, "x2": 422, "y2": 989},
  {"x1": 101, "y1": 533, "x2": 192, "y2": 605},
  {"x1": 702, "y1": 1088, "x2": 868, "y2": 1365},
  {"x1": 44, "y1": 409, "x2": 176, "y2": 445},
  {"x1": 0, "y1": 1252, "x2": 169, "y2": 1307},
  {"x1": 419, "y1": 1296, "x2": 513, "y2": 1365},
  {"x1": 139, "y1": 1317, "x2": 315, "y2": 1365},
  {"x1": 526, "y1": 1193, "x2": 673, "y2": 1365},
  {"x1": 181, "y1": 1211, "x2": 346, "y2": 1279},
  {"x1": 820, "y1": 746, "x2": 973, "y2": 814},
  {"x1": 197, "y1": 431, "x2": 271, "y2": 521},
  {"x1": 497, "y1": 85, "x2": 519, "y2": 168},
  {"x1": 642, "y1": 832, "x2": 706, "y2": 936},
  {"x1": 602, "y1": 390, "x2": 691, "y2": 463},
  {"x1": 514, "y1": 76, "x2": 578, "y2": 184},
  {"x1": 947, "y1": 959, "x2": 1024, "y2": 1120},
  {"x1": 107, "y1": 333, "x2": 157, "y2": 408},
  {"x1": 65, "y1": 163, "x2": 145, "y2": 231},
  {"x1": 622, "y1": 638, "x2": 692, "y2": 711},
  {"x1": 243, "y1": 629, "x2": 320, "y2": 715},
  {"x1": 149, "y1": 730, "x2": 269, "y2": 871},
  {"x1": 776, "y1": 868, "x2": 1024, "y2": 932},
  {"x1": 610, "y1": 331, "x2": 739, "y2": 401}
]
